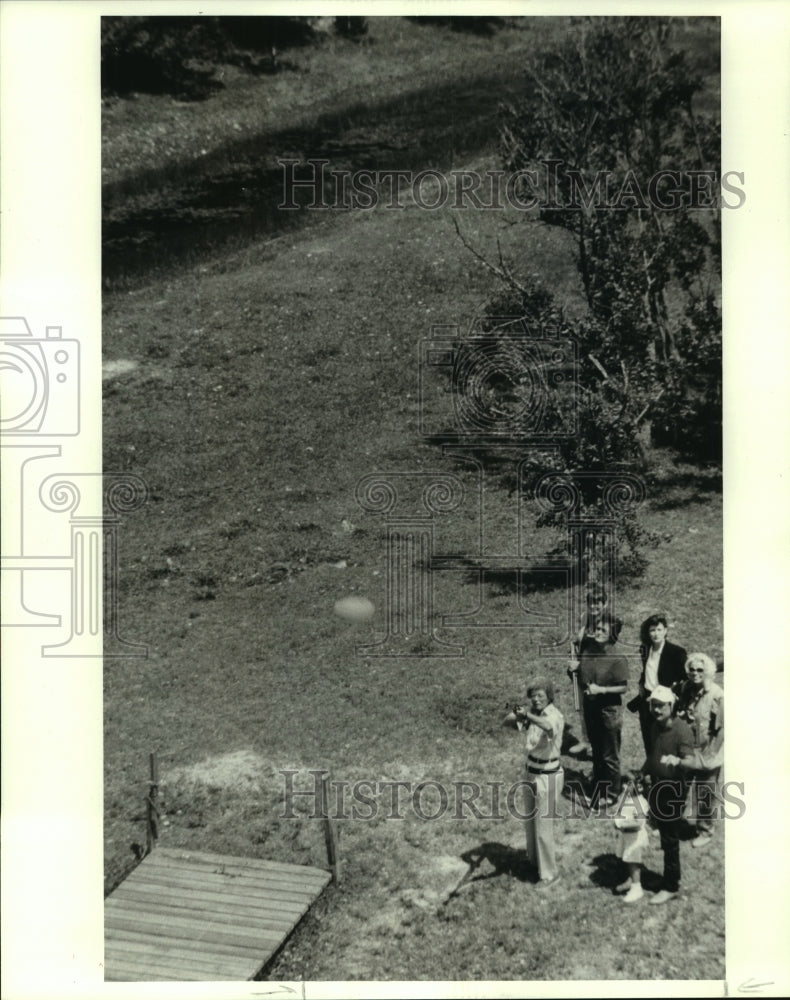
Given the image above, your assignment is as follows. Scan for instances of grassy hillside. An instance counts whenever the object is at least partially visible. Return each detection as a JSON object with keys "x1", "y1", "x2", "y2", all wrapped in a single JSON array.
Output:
[{"x1": 103, "y1": 15, "x2": 723, "y2": 982}]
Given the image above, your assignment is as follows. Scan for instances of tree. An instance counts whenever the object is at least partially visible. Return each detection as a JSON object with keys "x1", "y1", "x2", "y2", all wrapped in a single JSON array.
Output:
[
  {"x1": 449, "y1": 18, "x2": 720, "y2": 579},
  {"x1": 101, "y1": 16, "x2": 316, "y2": 99},
  {"x1": 497, "y1": 17, "x2": 721, "y2": 463}
]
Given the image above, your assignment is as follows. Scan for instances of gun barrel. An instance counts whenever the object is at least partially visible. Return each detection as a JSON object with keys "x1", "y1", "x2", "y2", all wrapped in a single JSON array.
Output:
[{"x1": 570, "y1": 641, "x2": 581, "y2": 712}]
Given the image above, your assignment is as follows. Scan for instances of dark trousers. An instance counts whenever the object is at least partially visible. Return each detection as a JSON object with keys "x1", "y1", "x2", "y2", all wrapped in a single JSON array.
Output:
[
  {"x1": 637, "y1": 696, "x2": 653, "y2": 756},
  {"x1": 655, "y1": 819, "x2": 682, "y2": 892},
  {"x1": 649, "y1": 779, "x2": 687, "y2": 892},
  {"x1": 582, "y1": 698, "x2": 622, "y2": 801},
  {"x1": 687, "y1": 767, "x2": 721, "y2": 836}
]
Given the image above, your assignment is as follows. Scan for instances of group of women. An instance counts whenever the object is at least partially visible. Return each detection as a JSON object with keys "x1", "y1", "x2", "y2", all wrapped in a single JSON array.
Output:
[{"x1": 507, "y1": 608, "x2": 724, "y2": 904}]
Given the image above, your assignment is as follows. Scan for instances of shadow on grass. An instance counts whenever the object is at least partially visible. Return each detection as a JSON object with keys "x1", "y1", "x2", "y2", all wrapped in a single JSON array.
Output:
[
  {"x1": 442, "y1": 841, "x2": 536, "y2": 906},
  {"x1": 103, "y1": 65, "x2": 530, "y2": 287},
  {"x1": 649, "y1": 467, "x2": 722, "y2": 510},
  {"x1": 560, "y1": 766, "x2": 593, "y2": 805},
  {"x1": 588, "y1": 852, "x2": 680, "y2": 895},
  {"x1": 561, "y1": 723, "x2": 589, "y2": 758},
  {"x1": 405, "y1": 16, "x2": 509, "y2": 37},
  {"x1": 587, "y1": 851, "x2": 663, "y2": 895},
  {"x1": 471, "y1": 565, "x2": 569, "y2": 597}
]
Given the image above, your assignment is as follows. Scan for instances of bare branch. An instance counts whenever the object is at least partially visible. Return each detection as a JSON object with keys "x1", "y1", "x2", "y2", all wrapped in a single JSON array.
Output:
[
  {"x1": 635, "y1": 389, "x2": 665, "y2": 425},
  {"x1": 620, "y1": 360, "x2": 629, "y2": 396},
  {"x1": 452, "y1": 216, "x2": 529, "y2": 296},
  {"x1": 588, "y1": 353, "x2": 611, "y2": 382}
]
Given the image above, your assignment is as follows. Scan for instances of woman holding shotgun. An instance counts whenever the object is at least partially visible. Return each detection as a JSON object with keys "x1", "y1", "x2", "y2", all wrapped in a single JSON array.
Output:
[
  {"x1": 568, "y1": 613, "x2": 629, "y2": 807},
  {"x1": 503, "y1": 679, "x2": 564, "y2": 889},
  {"x1": 568, "y1": 585, "x2": 622, "y2": 754}
]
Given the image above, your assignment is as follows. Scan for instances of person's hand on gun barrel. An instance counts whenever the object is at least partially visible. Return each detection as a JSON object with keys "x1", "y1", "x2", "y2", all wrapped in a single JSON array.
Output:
[
  {"x1": 503, "y1": 703, "x2": 529, "y2": 730},
  {"x1": 504, "y1": 696, "x2": 552, "y2": 731}
]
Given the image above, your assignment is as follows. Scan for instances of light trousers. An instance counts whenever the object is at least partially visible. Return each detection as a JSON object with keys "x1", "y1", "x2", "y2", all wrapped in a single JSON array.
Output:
[{"x1": 523, "y1": 768, "x2": 564, "y2": 881}]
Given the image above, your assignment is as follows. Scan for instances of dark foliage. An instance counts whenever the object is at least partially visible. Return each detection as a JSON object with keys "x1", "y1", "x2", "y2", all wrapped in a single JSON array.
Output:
[
  {"x1": 406, "y1": 16, "x2": 507, "y2": 36},
  {"x1": 497, "y1": 17, "x2": 722, "y2": 465},
  {"x1": 101, "y1": 16, "x2": 316, "y2": 99},
  {"x1": 334, "y1": 17, "x2": 369, "y2": 41},
  {"x1": 451, "y1": 18, "x2": 721, "y2": 577}
]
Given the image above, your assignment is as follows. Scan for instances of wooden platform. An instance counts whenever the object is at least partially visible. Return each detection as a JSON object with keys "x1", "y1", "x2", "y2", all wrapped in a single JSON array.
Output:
[{"x1": 105, "y1": 847, "x2": 332, "y2": 981}]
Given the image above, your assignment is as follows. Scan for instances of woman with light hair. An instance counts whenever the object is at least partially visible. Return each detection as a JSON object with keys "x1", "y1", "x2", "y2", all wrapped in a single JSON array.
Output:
[
  {"x1": 676, "y1": 652, "x2": 724, "y2": 849},
  {"x1": 504, "y1": 679, "x2": 564, "y2": 889}
]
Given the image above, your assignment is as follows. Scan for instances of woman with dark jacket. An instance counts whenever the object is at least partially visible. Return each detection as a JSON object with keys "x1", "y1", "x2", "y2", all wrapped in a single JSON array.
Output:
[{"x1": 635, "y1": 614, "x2": 687, "y2": 755}]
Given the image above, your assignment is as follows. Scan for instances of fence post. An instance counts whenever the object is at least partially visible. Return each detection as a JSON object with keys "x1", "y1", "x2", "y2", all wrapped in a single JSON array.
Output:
[
  {"x1": 145, "y1": 751, "x2": 159, "y2": 856},
  {"x1": 319, "y1": 772, "x2": 339, "y2": 883}
]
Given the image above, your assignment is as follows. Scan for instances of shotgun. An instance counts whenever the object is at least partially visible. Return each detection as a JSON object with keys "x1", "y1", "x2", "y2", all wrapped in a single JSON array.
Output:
[{"x1": 570, "y1": 640, "x2": 581, "y2": 712}]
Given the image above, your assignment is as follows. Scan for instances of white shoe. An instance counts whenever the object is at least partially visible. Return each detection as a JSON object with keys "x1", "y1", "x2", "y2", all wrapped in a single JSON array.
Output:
[
  {"x1": 692, "y1": 834, "x2": 713, "y2": 849},
  {"x1": 649, "y1": 889, "x2": 679, "y2": 905},
  {"x1": 614, "y1": 878, "x2": 632, "y2": 894},
  {"x1": 622, "y1": 884, "x2": 644, "y2": 904}
]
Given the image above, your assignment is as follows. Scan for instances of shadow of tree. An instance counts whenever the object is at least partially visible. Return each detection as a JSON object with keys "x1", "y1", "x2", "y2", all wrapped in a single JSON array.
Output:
[
  {"x1": 103, "y1": 64, "x2": 531, "y2": 287},
  {"x1": 406, "y1": 16, "x2": 509, "y2": 37},
  {"x1": 648, "y1": 468, "x2": 722, "y2": 510},
  {"x1": 441, "y1": 561, "x2": 568, "y2": 598}
]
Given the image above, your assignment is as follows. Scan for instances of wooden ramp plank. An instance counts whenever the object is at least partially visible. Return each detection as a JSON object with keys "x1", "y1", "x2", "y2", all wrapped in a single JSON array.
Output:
[
  {"x1": 106, "y1": 942, "x2": 248, "y2": 980},
  {"x1": 155, "y1": 847, "x2": 327, "y2": 877},
  {"x1": 106, "y1": 897, "x2": 301, "y2": 936},
  {"x1": 114, "y1": 866, "x2": 319, "y2": 906},
  {"x1": 105, "y1": 849, "x2": 330, "y2": 982},
  {"x1": 106, "y1": 963, "x2": 185, "y2": 983},
  {"x1": 106, "y1": 909, "x2": 284, "y2": 946},
  {"x1": 110, "y1": 883, "x2": 313, "y2": 924},
  {"x1": 131, "y1": 860, "x2": 328, "y2": 900},
  {"x1": 114, "y1": 874, "x2": 322, "y2": 915},
  {"x1": 107, "y1": 926, "x2": 268, "y2": 959},
  {"x1": 142, "y1": 851, "x2": 330, "y2": 889}
]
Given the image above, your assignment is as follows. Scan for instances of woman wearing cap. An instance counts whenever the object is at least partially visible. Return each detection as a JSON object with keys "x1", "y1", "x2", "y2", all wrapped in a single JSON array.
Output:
[
  {"x1": 640, "y1": 685, "x2": 695, "y2": 904},
  {"x1": 676, "y1": 652, "x2": 724, "y2": 849},
  {"x1": 504, "y1": 680, "x2": 564, "y2": 889},
  {"x1": 635, "y1": 614, "x2": 688, "y2": 755}
]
